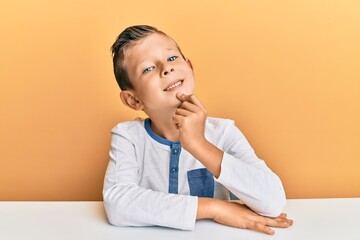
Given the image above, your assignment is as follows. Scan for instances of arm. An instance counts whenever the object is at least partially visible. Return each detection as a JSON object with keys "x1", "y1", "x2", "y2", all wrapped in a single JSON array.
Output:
[
  {"x1": 103, "y1": 130, "x2": 198, "y2": 230},
  {"x1": 174, "y1": 93, "x2": 286, "y2": 217},
  {"x1": 173, "y1": 93, "x2": 222, "y2": 178}
]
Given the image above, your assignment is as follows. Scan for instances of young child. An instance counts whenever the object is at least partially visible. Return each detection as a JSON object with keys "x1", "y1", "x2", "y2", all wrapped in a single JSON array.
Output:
[{"x1": 103, "y1": 25, "x2": 293, "y2": 235}]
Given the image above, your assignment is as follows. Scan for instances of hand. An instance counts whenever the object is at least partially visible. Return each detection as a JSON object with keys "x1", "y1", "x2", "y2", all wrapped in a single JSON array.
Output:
[
  {"x1": 173, "y1": 93, "x2": 207, "y2": 151},
  {"x1": 212, "y1": 200, "x2": 293, "y2": 235}
]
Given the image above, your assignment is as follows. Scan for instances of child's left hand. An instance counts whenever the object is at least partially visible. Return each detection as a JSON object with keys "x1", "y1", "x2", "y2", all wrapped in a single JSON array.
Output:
[{"x1": 173, "y1": 92, "x2": 207, "y2": 151}]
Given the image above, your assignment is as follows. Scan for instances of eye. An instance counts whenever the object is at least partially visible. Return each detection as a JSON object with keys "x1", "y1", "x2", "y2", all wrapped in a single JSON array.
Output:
[
  {"x1": 168, "y1": 56, "x2": 178, "y2": 62},
  {"x1": 143, "y1": 66, "x2": 154, "y2": 74}
]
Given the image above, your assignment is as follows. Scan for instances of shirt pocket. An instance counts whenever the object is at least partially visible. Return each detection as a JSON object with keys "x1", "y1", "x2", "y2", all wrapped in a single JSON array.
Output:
[{"x1": 187, "y1": 168, "x2": 214, "y2": 198}]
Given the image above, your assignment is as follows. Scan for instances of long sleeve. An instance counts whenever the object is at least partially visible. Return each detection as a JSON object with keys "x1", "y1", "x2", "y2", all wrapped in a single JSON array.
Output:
[
  {"x1": 103, "y1": 129, "x2": 198, "y2": 230},
  {"x1": 215, "y1": 120, "x2": 286, "y2": 217}
]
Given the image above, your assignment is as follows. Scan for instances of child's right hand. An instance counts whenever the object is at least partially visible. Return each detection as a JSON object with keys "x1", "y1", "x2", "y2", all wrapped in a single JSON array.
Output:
[{"x1": 198, "y1": 198, "x2": 293, "y2": 235}]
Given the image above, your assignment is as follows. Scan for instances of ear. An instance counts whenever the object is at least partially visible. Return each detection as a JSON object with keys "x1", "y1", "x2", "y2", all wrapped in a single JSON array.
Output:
[
  {"x1": 120, "y1": 90, "x2": 144, "y2": 111},
  {"x1": 186, "y1": 58, "x2": 194, "y2": 71}
]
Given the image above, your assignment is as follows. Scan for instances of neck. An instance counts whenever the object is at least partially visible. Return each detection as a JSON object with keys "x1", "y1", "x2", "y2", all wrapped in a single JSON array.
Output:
[{"x1": 147, "y1": 110, "x2": 179, "y2": 142}]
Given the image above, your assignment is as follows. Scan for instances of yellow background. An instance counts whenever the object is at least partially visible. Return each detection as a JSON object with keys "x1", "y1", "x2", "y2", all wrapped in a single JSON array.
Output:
[{"x1": 1, "y1": 0, "x2": 359, "y2": 200}]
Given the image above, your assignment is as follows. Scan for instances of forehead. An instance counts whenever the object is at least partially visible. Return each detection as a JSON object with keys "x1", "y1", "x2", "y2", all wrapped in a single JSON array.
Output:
[{"x1": 124, "y1": 33, "x2": 178, "y2": 66}]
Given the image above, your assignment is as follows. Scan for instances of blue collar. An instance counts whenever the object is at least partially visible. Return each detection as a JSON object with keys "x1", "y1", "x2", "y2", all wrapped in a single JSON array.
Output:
[{"x1": 144, "y1": 118, "x2": 181, "y2": 147}]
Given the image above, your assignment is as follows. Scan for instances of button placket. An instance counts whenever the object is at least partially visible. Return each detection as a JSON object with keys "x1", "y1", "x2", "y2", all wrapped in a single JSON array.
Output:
[{"x1": 168, "y1": 143, "x2": 181, "y2": 194}]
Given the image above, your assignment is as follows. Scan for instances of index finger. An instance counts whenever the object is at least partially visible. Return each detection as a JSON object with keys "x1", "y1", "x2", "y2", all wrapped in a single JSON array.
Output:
[{"x1": 176, "y1": 93, "x2": 206, "y2": 110}]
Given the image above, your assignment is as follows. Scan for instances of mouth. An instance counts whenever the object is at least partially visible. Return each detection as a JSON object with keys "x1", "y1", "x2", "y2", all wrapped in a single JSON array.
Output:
[{"x1": 163, "y1": 80, "x2": 184, "y2": 91}]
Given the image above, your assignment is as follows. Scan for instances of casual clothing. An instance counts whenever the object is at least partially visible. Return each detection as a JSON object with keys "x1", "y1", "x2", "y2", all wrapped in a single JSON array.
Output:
[{"x1": 103, "y1": 117, "x2": 286, "y2": 230}]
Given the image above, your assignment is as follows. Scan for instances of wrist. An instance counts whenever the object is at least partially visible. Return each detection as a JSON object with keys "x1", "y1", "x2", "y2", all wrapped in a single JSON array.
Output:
[
  {"x1": 186, "y1": 137, "x2": 208, "y2": 154},
  {"x1": 196, "y1": 197, "x2": 220, "y2": 220}
]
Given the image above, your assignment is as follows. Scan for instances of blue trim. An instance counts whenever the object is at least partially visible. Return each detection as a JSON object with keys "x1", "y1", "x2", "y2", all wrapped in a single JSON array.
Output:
[{"x1": 144, "y1": 118, "x2": 180, "y2": 146}]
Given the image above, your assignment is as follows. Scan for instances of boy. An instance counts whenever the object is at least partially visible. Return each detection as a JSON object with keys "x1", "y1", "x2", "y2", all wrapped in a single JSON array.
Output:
[{"x1": 103, "y1": 25, "x2": 293, "y2": 235}]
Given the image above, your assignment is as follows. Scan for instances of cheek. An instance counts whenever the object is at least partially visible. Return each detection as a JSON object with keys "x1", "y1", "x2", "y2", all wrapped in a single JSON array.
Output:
[
  {"x1": 184, "y1": 67, "x2": 195, "y2": 79},
  {"x1": 183, "y1": 80, "x2": 195, "y2": 95},
  {"x1": 139, "y1": 81, "x2": 161, "y2": 99}
]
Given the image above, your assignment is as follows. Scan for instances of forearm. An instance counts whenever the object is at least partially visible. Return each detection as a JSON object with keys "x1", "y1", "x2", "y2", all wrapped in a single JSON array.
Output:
[{"x1": 188, "y1": 139, "x2": 223, "y2": 178}]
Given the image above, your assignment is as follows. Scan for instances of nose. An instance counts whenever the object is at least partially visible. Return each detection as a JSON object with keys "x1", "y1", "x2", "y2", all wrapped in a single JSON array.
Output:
[{"x1": 162, "y1": 65, "x2": 175, "y2": 77}]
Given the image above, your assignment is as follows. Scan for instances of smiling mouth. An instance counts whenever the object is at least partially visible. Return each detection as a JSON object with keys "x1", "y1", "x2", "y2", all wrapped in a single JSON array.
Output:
[{"x1": 163, "y1": 80, "x2": 184, "y2": 91}]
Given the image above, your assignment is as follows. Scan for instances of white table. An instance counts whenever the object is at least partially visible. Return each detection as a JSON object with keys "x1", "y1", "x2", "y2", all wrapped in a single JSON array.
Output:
[{"x1": 1, "y1": 198, "x2": 359, "y2": 240}]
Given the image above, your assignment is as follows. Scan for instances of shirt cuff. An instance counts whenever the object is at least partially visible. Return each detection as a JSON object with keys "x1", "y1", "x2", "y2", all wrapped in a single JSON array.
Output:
[{"x1": 181, "y1": 196, "x2": 198, "y2": 230}]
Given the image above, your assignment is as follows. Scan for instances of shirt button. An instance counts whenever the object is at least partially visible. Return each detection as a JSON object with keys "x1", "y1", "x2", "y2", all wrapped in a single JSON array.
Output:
[
  {"x1": 171, "y1": 167, "x2": 177, "y2": 173},
  {"x1": 172, "y1": 149, "x2": 179, "y2": 154}
]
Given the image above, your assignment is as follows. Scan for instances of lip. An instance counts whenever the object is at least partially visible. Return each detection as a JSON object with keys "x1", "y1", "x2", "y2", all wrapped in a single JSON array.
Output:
[{"x1": 163, "y1": 80, "x2": 184, "y2": 91}]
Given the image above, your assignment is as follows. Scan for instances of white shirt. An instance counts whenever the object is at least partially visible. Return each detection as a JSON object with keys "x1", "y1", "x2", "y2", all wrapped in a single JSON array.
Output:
[{"x1": 103, "y1": 117, "x2": 286, "y2": 230}]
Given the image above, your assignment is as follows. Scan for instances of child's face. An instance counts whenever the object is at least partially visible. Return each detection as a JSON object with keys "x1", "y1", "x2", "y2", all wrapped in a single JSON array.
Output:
[{"x1": 123, "y1": 33, "x2": 195, "y2": 113}]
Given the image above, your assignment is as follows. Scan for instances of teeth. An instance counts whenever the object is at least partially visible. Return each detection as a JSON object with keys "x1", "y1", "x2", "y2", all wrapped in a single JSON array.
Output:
[{"x1": 165, "y1": 81, "x2": 182, "y2": 91}]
